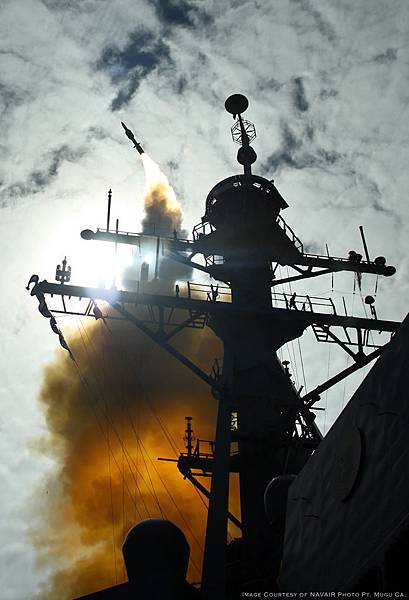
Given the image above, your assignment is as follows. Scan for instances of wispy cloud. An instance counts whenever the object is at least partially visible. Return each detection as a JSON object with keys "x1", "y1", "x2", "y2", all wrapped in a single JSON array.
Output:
[
  {"x1": 262, "y1": 121, "x2": 341, "y2": 175},
  {"x1": 0, "y1": 145, "x2": 87, "y2": 206},
  {"x1": 98, "y1": 30, "x2": 171, "y2": 111},
  {"x1": 292, "y1": 77, "x2": 309, "y2": 112},
  {"x1": 0, "y1": 82, "x2": 25, "y2": 118},
  {"x1": 153, "y1": 0, "x2": 213, "y2": 28},
  {"x1": 373, "y1": 47, "x2": 398, "y2": 64},
  {"x1": 290, "y1": 0, "x2": 337, "y2": 42}
]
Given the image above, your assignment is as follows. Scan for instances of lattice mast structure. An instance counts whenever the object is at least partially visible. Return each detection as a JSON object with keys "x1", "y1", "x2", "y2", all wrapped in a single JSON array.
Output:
[{"x1": 27, "y1": 95, "x2": 399, "y2": 599}]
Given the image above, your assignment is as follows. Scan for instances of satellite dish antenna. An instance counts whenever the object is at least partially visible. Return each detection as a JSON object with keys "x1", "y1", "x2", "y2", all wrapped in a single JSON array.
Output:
[{"x1": 225, "y1": 94, "x2": 249, "y2": 118}]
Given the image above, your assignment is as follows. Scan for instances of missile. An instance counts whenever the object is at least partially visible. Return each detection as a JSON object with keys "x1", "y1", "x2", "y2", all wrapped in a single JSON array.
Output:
[{"x1": 121, "y1": 121, "x2": 145, "y2": 155}]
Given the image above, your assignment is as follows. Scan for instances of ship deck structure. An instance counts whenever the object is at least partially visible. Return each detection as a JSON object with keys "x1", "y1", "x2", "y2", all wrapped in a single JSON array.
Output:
[{"x1": 27, "y1": 94, "x2": 404, "y2": 598}]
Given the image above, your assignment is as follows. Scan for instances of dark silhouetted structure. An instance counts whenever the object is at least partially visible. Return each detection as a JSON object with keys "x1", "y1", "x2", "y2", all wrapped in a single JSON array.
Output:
[
  {"x1": 74, "y1": 519, "x2": 200, "y2": 600},
  {"x1": 279, "y1": 313, "x2": 409, "y2": 591},
  {"x1": 121, "y1": 121, "x2": 145, "y2": 155},
  {"x1": 28, "y1": 94, "x2": 402, "y2": 599}
]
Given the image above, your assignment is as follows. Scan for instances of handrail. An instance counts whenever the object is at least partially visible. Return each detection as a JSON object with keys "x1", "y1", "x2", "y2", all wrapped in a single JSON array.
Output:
[{"x1": 276, "y1": 215, "x2": 304, "y2": 253}]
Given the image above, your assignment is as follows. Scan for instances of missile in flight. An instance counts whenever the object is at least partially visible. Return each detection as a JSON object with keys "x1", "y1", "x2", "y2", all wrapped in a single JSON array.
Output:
[{"x1": 121, "y1": 121, "x2": 145, "y2": 155}]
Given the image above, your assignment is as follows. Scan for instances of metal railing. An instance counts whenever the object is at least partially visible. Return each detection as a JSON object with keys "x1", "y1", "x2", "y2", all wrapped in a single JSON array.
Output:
[
  {"x1": 205, "y1": 255, "x2": 225, "y2": 267},
  {"x1": 192, "y1": 220, "x2": 215, "y2": 241},
  {"x1": 184, "y1": 281, "x2": 231, "y2": 302},
  {"x1": 180, "y1": 282, "x2": 338, "y2": 316},
  {"x1": 193, "y1": 215, "x2": 304, "y2": 256},
  {"x1": 276, "y1": 215, "x2": 304, "y2": 253},
  {"x1": 271, "y1": 291, "x2": 337, "y2": 314}
]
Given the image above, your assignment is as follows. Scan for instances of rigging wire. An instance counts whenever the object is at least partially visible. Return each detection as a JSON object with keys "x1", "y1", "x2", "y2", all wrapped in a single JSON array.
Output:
[
  {"x1": 323, "y1": 343, "x2": 331, "y2": 435},
  {"x1": 341, "y1": 354, "x2": 349, "y2": 411},
  {"x1": 116, "y1": 335, "x2": 211, "y2": 518},
  {"x1": 137, "y1": 437, "x2": 203, "y2": 560},
  {"x1": 94, "y1": 330, "x2": 169, "y2": 518},
  {"x1": 76, "y1": 325, "x2": 149, "y2": 518},
  {"x1": 111, "y1": 324, "x2": 180, "y2": 464},
  {"x1": 71, "y1": 357, "x2": 144, "y2": 520},
  {"x1": 137, "y1": 438, "x2": 165, "y2": 519},
  {"x1": 108, "y1": 323, "x2": 206, "y2": 555},
  {"x1": 286, "y1": 267, "x2": 301, "y2": 387},
  {"x1": 116, "y1": 321, "x2": 182, "y2": 461},
  {"x1": 75, "y1": 318, "x2": 155, "y2": 518},
  {"x1": 77, "y1": 318, "x2": 203, "y2": 577},
  {"x1": 297, "y1": 338, "x2": 307, "y2": 392},
  {"x1": 101, "y1": 314, "x2": 182, "y2": 460},
  {"x1": 358, "y1": 289, "x2": 375, "y2": 347},
  {"x1": 287, "y1": 341, "x2": 299, "y2": 388},
  {"x1": 99, "y1": 325, "x2": 118, "y2": 584},
  {"x1": 113, "y1": 327, "x2": 209, "y2": 574},
  {"x1": 107, "y1": 436, "x2": 118, "y2": 584}
]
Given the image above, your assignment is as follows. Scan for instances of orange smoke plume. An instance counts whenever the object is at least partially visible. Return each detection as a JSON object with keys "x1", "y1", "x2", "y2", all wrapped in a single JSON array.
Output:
[{"x1": 33, "y1": 319, "x2": 223, "y2": 599}]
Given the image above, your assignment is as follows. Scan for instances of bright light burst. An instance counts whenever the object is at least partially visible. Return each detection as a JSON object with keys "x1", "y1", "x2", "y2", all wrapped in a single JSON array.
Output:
[{"x1": 40, "y1": 153, "x2": 182, "y2": 295}]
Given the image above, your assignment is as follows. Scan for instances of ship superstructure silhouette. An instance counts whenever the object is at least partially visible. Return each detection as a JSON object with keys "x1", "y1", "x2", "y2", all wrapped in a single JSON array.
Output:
[{"x1": 27, "y1": 95, "x2": 406, "y2": 598}]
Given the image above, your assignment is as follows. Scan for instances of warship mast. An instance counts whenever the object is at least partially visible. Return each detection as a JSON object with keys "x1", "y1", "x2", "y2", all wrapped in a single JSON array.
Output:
[{"x1": 27, "y1": 95, "x2": 399, "y2": 599}]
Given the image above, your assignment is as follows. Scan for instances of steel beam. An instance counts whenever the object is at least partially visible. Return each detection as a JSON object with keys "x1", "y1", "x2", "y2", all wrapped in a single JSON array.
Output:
[
  {"x1": 296, "y1": 254, "x2": 395, "y2": 277},
  {"x1": 302, "y1": 346, "x2": 384, "y2": 406},
  {"x1": 109, "y1": 301, "x2": 222, "y2": 393},
  {"x1": 178, "y1": 466, "x2": 242, "y2": 530},
  {"x1": 36, "y1": 281, "x2": 401, "y2": 334}
]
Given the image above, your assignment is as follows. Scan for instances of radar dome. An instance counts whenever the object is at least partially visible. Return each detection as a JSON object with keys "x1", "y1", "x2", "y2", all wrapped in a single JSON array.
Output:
[{"x1": 122, "y1": 519, "x2": 190, "y2": 582}]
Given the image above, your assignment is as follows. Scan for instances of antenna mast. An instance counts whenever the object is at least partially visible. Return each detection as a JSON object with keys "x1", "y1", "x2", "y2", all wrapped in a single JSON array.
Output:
[{"x1": 27, "y1": 96, "x2": 400, "y2": 600}]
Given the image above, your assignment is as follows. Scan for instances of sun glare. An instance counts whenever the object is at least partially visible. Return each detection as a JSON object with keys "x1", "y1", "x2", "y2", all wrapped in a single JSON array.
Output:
[{"x1": 42, "y1": 230, "x2": 134, "y2": 291}]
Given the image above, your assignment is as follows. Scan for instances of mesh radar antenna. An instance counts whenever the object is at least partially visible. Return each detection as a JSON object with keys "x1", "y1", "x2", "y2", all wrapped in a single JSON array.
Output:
[{"x1": 27, "y1": 95, "x2": 400, "y2": 599}]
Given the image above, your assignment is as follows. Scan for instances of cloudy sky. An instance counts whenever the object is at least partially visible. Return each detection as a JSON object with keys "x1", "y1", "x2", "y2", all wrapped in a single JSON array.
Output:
[{"x1": 1, "y1": 0, "x2": 409, "y2": 597}]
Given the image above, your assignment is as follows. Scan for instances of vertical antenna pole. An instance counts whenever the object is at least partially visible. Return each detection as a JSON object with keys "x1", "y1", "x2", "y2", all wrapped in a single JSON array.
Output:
[
  {"x1": 185, "y1": 416, "x2": 193, "y2": 457},
  {"x1": 154, "y1": 236, "x2": 160, "y2": 279},
  {"x1": 106, "y1": 189, "x2": 112, "y2": 232},
  {"x1": 114, "y1": 218, "x2": 119, "y2": 287},
  {"x1": 326, "y1": 243, "x2": 334, "y2": 291},
  {"x1": 359, "y1": 225, "x2": 371, "y2": 263},
  {"x1": 239, "y1": 114, "x2": 252, "y2": 177}
]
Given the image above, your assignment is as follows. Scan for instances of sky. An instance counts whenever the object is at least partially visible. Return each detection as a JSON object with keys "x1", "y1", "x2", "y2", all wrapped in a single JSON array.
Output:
[{"x1": 1, "y1": 0, "x2": 409, "y2": 597}]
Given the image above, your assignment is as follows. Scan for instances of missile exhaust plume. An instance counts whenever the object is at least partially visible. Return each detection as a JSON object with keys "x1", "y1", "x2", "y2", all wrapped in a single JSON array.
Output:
[
  {"x1": 140, "y1": 153, "x2": 183, "y2": 236},
  {"x1": 120, "y1": 120, "x2": 183, "y2": 235}
]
